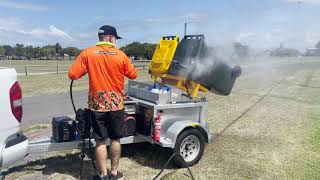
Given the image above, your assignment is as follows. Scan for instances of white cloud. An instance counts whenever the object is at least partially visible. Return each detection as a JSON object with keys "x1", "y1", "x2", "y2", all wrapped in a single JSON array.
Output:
[
  {"x1": 0, "y1": 17, "x2": 25, "y2": 33},
  {"x1": 49, "y1": 25, "x2": 73, "y2": 40},
  {"x1": 285, "y1": 0, "x2": 320, "y2": 5},
  {"x1": 235, "y1": 30, "x2": 320, "y2": 51},
  {"x1": 0, "y1": 17, "x2": 75, "y2": 46},
  {"x1": 141, "y1": 12, "x2": 210, "y2": 25},
  {"x1": 144, "y1": 18, "x2": 162, "y2": 23},
  {"x1": 180, "y1": 12, "x2": 209, "y2": 22},
  {"x1": 237, "y1": 32, "x2": 257, "y2": 42},
  {"x1": 0, "y1": 0, "x2": 48, "y2": 11},
  {"x1": 305, "y1": 32, "x2": 320, "y2": 45},
  {"x1": 28, "y1": 25, "x2": 74, "y2": 42},
  {"x1": 77, "y1": 33, "x2": 92, "y2": 39}
]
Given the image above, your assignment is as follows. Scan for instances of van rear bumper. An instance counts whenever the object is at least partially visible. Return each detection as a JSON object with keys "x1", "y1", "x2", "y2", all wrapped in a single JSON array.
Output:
[{"x1": 1, "y1": 133, "x2": 29, "y2": 168}]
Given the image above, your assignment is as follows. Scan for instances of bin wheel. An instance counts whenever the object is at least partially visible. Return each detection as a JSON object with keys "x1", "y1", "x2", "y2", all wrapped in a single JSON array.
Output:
[{"x1": 172, "y1": 129, "x2": 205, "y2": 168}]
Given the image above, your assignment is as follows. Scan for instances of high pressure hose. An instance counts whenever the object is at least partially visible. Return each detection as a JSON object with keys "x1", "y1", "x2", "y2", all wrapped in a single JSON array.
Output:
[
  {"x1": 152, "y1": 153, "x2": 195, "y2": 180},
  {"x1": 70, "y1": 80, "x2": 77, "y2": 114},
  {"x1": 69, "y1": 80, "x2": 101, "y2": 179}
]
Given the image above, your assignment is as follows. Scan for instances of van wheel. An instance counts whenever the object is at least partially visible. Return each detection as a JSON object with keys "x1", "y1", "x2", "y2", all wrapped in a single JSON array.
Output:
[{"x1": 172, "y1": 129, "x2": 205, "y2": 168}]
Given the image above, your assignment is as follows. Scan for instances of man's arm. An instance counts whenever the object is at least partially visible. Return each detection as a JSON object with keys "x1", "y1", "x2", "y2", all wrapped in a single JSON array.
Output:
[
  {"x1": 123, "y1": 55, "x2": 138, "y2": 80},
  {"x1": 68, "y1": 50, "x2": 88, "y2": 80}
]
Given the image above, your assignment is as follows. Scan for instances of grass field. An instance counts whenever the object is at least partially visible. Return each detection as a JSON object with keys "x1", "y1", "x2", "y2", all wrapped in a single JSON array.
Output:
[
  {"x1": 0, "y1": 60, "x2": 150, "y2": 97},
  {"x1": 16, "y1": 69, "x2": 150, "y2": 97},
  {"x1": 0, "y1": 60, "x2": 72, "y2": 74},
  {"x1": 0, "y1": 60, "x2": 149, "y2": 76},
  {"x1": 1, "y1": 57, "x2": 320, "y2": 180}
]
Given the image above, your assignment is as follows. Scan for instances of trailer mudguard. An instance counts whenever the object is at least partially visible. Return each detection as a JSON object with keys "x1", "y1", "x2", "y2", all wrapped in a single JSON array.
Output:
[{"x1": 160, "y1": 120, "x2": 209, "y2": 148}]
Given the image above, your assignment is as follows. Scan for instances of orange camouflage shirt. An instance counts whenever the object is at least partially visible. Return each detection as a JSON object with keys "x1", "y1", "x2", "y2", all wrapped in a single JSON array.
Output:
[{"x1": 68, "y1": 42, "x2": 138, "y2": 112}]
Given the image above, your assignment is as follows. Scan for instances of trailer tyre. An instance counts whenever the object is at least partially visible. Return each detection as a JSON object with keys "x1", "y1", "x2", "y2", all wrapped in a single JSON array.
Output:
[{"x1": 172, "y1": 129, "x2": 205, "y2": 168}]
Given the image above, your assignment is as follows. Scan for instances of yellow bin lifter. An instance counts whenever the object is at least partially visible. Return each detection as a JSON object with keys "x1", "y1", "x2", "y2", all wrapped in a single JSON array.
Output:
[
  {"x1": 149, "y1": 35, "x2": 208, "y2": 98},
  {"x1": 149, "y1": 36, "x2": 179, "y2": 77}
]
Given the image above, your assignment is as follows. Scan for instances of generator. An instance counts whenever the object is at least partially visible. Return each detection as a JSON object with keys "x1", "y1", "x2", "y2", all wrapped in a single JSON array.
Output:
[{"x1": 52, "y1": 116, "x2": 76, "y2": 142}]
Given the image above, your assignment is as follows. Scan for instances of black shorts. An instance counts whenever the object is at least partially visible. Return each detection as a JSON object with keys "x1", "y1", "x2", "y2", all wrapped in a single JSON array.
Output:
[{"x1": 91, "y1": 109, "x2": 124, "y2": 141}]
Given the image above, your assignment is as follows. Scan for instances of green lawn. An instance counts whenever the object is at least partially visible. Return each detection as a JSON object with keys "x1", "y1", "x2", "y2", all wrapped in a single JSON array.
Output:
[
  {"x1": 17, "y1": 69, "x2": 150, "y2": 97},
  {"x1": 0, "y1": 60, "x2": 72, "y2": 74},
  {"x1": 0, "y1": 60, "x2": 150, "y2": 75},
  {"x1": 0, "y1": 59, "x2": 149, "y2": 97}
]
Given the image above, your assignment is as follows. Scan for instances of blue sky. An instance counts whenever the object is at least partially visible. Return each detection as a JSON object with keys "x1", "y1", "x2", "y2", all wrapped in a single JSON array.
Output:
[{"x1": 0, "y1": 0, "x2": 319, "y2": 51}]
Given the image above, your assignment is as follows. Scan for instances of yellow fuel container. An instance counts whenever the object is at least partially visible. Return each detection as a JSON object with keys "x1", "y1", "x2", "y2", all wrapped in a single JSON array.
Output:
[{"x1": 149, "y1": 36, "x2": 179, "y2": 74}]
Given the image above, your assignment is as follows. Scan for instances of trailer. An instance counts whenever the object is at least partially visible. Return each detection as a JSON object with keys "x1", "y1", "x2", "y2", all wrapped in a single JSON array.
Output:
[
  {"x1": 28, "y1": 34, "x2": 241, "y2": 168},
  {"x1": 28, "y1": 80, "x2": 210, "y2": 167}
]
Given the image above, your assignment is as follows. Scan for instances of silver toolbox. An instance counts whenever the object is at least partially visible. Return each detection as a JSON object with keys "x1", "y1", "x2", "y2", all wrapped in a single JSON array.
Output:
[{"x1": 127, "y1": 81, "x2": 182, "y2": 104}]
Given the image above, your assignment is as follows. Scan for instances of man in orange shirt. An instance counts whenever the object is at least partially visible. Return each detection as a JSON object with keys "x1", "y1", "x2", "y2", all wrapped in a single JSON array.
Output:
[{"x1": 69, "y1": 25, "x2": 137, "y2": 180}]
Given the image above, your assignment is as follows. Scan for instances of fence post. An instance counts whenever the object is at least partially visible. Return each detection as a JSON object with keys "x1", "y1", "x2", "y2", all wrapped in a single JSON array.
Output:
[
  {"x1": 57, "y1": 65, "x2": 59, "y2": 74},
  {"x1": 25, "y1": 65, "x2": 28, "y2": 76}
]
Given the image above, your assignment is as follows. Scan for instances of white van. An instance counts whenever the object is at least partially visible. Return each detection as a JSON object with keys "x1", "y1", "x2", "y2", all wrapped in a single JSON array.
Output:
[{"x1": 0, "y1": 68, "x2": 28, "y2": 169}]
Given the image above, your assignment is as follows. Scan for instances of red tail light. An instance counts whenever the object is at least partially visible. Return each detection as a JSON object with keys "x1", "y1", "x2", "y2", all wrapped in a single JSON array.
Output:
[{"x1": 10, "y1": 81, "x2": 22, "y2": 123}]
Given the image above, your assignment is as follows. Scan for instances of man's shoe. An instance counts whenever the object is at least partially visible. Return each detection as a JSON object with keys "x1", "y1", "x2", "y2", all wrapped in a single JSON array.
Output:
[
  {"x1": 92, "y1": 175, "x2": 109, "y2": 180},
  {"x1": 108, "y1": 171, "x2": 123, "y2": 180},
  {"x1": 92, "y1": 175, "x2": 100, "y2": 180},
  {"x1": 101, "y1": 175, "x2": 109, "y2": 180}
]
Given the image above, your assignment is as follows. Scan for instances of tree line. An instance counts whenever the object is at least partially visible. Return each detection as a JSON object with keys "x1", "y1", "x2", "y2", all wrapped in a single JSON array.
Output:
[
  {"x1": 0, "y1": 43, "x2": 80, "y2": 60},
  {"x1": 2, "y1": 40, "x2": 317, "y2": 60},
  {"x1": 120, "y1": 42, "x2": 156, "y2": 60},
  {"x1": 0, "y1": 42, "x2": 157, "y2": 60}
]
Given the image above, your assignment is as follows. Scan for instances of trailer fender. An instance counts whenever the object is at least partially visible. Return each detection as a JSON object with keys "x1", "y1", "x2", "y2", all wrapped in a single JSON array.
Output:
[{"x1": 162, "y1": 121, "x2": 209, "y2": 148}]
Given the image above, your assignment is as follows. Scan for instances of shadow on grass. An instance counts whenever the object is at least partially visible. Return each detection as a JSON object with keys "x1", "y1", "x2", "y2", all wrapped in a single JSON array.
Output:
[
  {"x1": 121, "y1": 143, "x2": 174, "y2": 169},
  {"x1": 3, "y1": 143, "x2": 175, "y2": 179}
]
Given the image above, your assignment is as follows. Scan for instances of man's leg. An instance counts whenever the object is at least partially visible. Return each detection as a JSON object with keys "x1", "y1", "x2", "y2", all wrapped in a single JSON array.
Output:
[
  {"x1": 91, "y1": 111, "x2": 109, "y2": 177},
  {"x1": 109, "y1": 109, "x2": 124, "y2": 177},
  {"x1": 95, "y1": 140, "x2": 108, "y2": 176},
  {"x1": 110, "y1": 139, "x2": 121, "y2": 175}
]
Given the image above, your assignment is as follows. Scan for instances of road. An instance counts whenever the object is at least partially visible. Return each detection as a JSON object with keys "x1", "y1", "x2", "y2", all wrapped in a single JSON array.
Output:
[{"x1": 21, "y1": 90, "x2": 88, "y2": 127}]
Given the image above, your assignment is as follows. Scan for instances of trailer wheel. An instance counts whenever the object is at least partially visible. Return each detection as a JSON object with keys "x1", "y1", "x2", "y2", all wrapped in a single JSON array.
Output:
[{"x1": 172, "y1": 129, "x2": 205, "y2": 168}]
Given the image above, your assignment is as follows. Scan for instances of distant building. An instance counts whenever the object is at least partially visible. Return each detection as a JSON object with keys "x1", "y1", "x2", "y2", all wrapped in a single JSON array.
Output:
[
  {"x1": 305, "y1": 48, "x2": 320, "y2": 56},
  {"x1": 270, "y1": 48, "x2": 300, "y2": 57}
]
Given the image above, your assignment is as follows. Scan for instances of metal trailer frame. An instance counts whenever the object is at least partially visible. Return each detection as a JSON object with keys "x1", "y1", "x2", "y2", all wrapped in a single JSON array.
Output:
[
  {"x1": 29, "y1": 97, "x2": 210, "y2": 153},
  {"x1": 28, "y1": 80, "x2": 211, "y2": 168}
]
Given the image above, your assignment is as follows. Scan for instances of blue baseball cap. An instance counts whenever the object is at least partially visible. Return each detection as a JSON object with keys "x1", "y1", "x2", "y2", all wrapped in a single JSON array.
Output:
[{"x1": 98, "y1": 25, "x2": 122, "y2": 39}]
